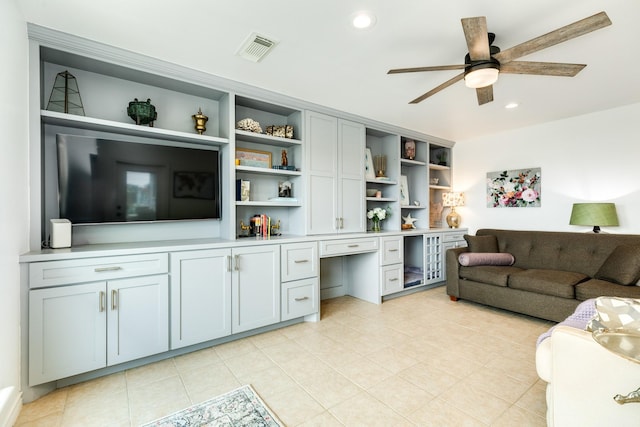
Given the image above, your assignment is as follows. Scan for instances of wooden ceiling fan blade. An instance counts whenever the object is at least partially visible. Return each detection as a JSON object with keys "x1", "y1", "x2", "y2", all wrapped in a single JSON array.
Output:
[
  {"x1": 476, "y1": 86, "x2": 493, "y2": 105},
  {"x1": 494, "y1": 11, "x2": 611, "y2": 64},
  {"x1": 500, "y1": 61, "x2": 586, "y2": 77},
  {"x1": 461, "y1": 16, "x2": 490, "y2": 61},
  {"x1": 409, "y1": 73, "x2": 465, "y2": 104},
  {"x1": 388, "y1": 64, "x2": 465, "y2": 74}
]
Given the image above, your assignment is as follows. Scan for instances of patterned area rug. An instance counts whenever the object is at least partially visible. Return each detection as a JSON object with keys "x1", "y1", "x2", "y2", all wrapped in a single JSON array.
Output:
[{"x1": 140, "y1": 385, "x2": 283, "y2": 427}]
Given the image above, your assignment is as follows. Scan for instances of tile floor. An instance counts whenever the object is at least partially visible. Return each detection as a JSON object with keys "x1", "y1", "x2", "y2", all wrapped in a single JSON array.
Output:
[{"x1": 16, "y1": 286, "x2": 552, "y2": 426}]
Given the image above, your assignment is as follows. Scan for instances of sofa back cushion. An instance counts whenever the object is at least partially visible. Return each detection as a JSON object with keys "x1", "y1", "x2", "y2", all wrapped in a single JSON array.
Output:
[
  {"x1": 594, "y1": 245, "x2": 640, "y2": 285},
  {"x1": 476, "y1": 229, "x2": 640, "y2": 278},
  {"x1": 463, "y1": 234, "x2": 498, "y2": 252}
]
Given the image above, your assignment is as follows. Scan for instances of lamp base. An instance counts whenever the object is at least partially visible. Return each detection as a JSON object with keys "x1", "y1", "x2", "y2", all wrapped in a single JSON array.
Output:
[{"x1": 446, "y1": 209, "x2": 461, "y2": 228}]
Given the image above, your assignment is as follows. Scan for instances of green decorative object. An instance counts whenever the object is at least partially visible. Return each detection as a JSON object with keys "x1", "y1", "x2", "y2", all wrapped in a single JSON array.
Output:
[
  {"x1": 127, "y1": 98, "x2": 157, "y2": 127},
  {"x1": 47, "y1": 70, "x2": 85, "y2": 116}
]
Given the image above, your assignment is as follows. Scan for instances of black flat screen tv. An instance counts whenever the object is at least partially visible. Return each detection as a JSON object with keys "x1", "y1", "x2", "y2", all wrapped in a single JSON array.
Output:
[{"x1": 56, "y1": 134, "x2": 221, "y2": 224}]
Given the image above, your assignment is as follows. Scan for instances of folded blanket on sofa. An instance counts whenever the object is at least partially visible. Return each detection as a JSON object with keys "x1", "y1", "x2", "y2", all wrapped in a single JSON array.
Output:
[{"x1": 536, "y1": 298, "x2": 596, "y2": 347}]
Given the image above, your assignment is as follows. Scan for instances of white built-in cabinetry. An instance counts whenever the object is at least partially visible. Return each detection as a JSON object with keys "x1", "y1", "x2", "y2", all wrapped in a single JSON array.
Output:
[
  {"x1": 28, "y1": 254, "x2": 169, "y2": 385},
  {"x1": 169, "y1": 249, "x2": 232, "y2": 349},
  {"x1": 306, "y1": 112, "x2": 365, "y2": 234}
]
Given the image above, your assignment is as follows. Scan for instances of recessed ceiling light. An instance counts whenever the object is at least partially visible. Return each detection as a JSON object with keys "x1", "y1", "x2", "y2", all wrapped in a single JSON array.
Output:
[
  {"x1": 351, "y1": 11, "x2": 376, "y2": 29},
  {"x1": 505, "y1": 102, "x2": 519, "y2": 109}
]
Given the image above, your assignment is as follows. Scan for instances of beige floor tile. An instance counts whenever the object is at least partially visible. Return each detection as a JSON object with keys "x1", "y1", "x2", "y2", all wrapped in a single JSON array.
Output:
[
  {"x1": 408, "y1": 396, "x2": 486, "y2": 427},
  {"x1": 365, "y1": 346, "x2": 421, "y2": 375},
  {"x1": 14, "y1": 412, "x2": 63, "y2": 427},
  {"x1": 297, "y1": 410, "x2": 344, "y2": 427},
  {"x1": 65, "y1": 371, "x2": 126, "y2": 408},
  {"x1": 213, "y1": 336, "x2": 258, "y2": 360},
  {"x1": 399, "y1": 362, "x2": 460, "y2": 397},
  {"x1": 15, "y1": 388, "x2": 67, "y2": 424},
  {"x1": 125, "y1": 358, "x2": 178, "y2": 389},
  {"x1": 266, "y1": 384, "x2": 325, "y2": 426},
  {"x1": 179, "y1": 360, "x2": 241, "y2": 404},
  {"x1": 235, "y1": 365, "x2": 297, "y2": 399},
  {"x1": 334, "y1": 355, "x2": 394, "y2": 389},
  {"x1": 439, "y1": 382, "x2": 512, "y2": 425},
  {"x1": 222, "y1": 348, "x2": 277, "y2": 377},
  {"x1": 515, "y1": 380, "x2": 548, "y2": 418},
  {"x1": 329, "y1": 391, "x2": 411, "y2": 426},
  {"x1": 128, "y1": 375, "x2": 190, "y2": 426},
  {"x1": 461, "y1": 367, "x2": 533, "y2": 404},
  {"x1": 61, "y1": 389, "x2": 129, "y2": 427},
  {"x1": 173, "y1": 346, "x2": 220, "y2": 373},
  {"x1": 368, "y1": 375, "x2": 436, "y2": 415},
  {"x1": 295, "y1": 367, "x2": 362, "y2": 408},
  {"x1": 492, "y1": 404, "x2": 546, "y2": 427}
]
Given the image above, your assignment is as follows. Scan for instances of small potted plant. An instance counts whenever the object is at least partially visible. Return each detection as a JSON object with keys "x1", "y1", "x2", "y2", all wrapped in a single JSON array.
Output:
[{"x1": 367, "y1": 206, "x2": 391, "y2": 232}]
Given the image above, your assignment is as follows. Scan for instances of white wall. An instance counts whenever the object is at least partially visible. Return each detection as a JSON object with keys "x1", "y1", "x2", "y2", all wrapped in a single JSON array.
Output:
[
  {"x1": 453, "y1": 103, "x2": 640, "y2": 235},
  {"x1": 0, "y1": 0, "x2": 28, "y2": 421}
]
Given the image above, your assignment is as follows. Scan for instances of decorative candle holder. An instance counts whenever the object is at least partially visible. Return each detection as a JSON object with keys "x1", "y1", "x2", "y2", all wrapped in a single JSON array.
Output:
[
  {"x1": 374, "y1": 155, "x2": 386, "y2": 178},
  {"x1": 192, "y1": 108, "x2": 209, "y2": 135}
]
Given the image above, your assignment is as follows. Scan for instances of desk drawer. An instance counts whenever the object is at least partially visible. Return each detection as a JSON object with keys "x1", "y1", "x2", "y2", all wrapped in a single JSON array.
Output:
[
  {"x1": 320, "y1": 237, "x2": 378, "y2": 257},
  {"x1": 29, "y1": 253, "x2": 169, "y2": 288},
  {"x1": 443, "y1": 231, "x2": 467, "y2": 243},
  {"x1": 380, "y1": 236, "x2": 403, "y2": 266},
  {"x1": 281, "y1": 277, "x2": 319, "y2": 321},
  {"x1": 281, "y1": 242, "x2": 318, "y2": 282}
]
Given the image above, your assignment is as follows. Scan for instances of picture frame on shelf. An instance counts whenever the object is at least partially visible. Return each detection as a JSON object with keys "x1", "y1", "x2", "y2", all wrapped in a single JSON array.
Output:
[
  {"x1": 278, "y1": 180, "x2": 293, "y2": 198},
  {"x1": 365, "y1": 148, "x2": 376, "y2": 180},
  {"x1": 400, "y1": 175, "x2": 410, "y2": 206},
  {"x1": 236, "y1": 148, "x2": 272, "y2": 168}
]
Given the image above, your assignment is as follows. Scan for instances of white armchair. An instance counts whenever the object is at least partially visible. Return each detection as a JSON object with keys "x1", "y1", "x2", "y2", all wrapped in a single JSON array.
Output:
[{"x1": 536, "y1": 325, "x2": 640, "y2": 426}]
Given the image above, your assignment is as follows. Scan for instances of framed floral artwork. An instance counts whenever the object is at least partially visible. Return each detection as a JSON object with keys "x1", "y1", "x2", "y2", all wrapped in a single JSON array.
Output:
[{"x1": 487, "y1": 167, "x2": 541, "y2": 207}]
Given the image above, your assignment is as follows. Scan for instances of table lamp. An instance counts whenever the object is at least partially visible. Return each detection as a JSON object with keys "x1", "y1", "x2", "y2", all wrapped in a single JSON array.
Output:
[
  {"x1": 569, "y1": 203, "x2": 619, "y2": 233},
  {"x1": 442, "y1": 192, "x2": 465, "y2": 228}
]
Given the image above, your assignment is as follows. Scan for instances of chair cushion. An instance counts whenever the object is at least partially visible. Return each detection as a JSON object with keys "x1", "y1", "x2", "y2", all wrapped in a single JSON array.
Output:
[
  {"x1": 458, "y1": 252, "x2": 515, "y2": 266},
  {"x1": 459, "y1": 265, "x2": 523, "y2": 287},
  {"x1": 594, "y1": 245, "x2": 640, "y2": 286},
  {"x1": 464, "y1": 234, "x2": 499, "y2": 253},
  {"x1": 508, "y1": 269, "x2": 588, "y2": 299}
]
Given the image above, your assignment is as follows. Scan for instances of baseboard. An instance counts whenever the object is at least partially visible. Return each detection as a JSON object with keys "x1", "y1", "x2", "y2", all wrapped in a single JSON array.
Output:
[{"x1": 0, "y1": 386, "x2": 22, "y2": 427}]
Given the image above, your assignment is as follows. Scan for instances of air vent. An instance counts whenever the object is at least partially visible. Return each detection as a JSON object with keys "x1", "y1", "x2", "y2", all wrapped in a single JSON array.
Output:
[{"x1": 237, "y1": 32, "x2": 278, "y2": 62}]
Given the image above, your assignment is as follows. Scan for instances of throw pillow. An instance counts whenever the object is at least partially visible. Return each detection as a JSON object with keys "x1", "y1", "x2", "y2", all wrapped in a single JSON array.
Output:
[
  {"x1": 594, "y1": 245, "x2": 640, "y2": 286},
  {"x1": 458, "y1": 252, "x2": 515, "y2": 266},
  {"x1": 463, "y1": 234, "x2": 499, "y2": 253}
]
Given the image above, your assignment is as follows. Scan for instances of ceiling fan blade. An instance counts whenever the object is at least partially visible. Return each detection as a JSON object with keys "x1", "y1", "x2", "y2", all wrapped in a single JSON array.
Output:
[
  {"x1": 461, "y1": 16, "x2": 490, "y2": 61},
  {"x1": 500, "y1": 61, "x2": 586, "y2": 77},
  {"x1": 409, "y1": 73, "x2": 465, "y2": 104},
  {"x1": 388, "y1": 64, "x2": 465, "y2": 74},
  {"x1": 494, "y1": 11, "x2": 611, "y2": 64},
  {"x1": 476, "y1": 86, "x2": 493, "y2": 105}
]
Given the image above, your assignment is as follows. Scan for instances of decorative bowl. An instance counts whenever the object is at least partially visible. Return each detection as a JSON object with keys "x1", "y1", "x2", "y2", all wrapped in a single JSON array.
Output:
[{"x1": 366, "y1": 189, "x2": 377, "y2": 197}]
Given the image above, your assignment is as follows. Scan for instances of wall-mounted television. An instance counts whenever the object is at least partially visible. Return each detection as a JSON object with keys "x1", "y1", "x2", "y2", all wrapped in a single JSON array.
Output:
[{"x1": 56, "y1": 134, "x2": 221, "y2": 224}]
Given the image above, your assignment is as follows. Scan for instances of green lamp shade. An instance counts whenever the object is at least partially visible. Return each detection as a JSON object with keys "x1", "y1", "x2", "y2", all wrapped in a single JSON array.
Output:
[{"x1": 569, "y1": 203, "x2": 619, "y2": 233}]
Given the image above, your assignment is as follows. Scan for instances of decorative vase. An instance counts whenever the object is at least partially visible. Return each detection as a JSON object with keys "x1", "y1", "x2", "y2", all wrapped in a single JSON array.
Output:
[
  {"x1": 372, "y1": 218, "x2": 381, "y2": 232},
  {"x1": 192, "y1": 108, "x2": 208, "y2": 134}
]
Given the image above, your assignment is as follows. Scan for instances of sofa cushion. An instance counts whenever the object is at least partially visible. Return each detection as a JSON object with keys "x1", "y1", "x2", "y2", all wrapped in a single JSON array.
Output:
[
  {"x1": 458, "y1": 252, "x2": 515, "y2": 266},
  {"x1": 576, "y1": 278, "x2": 640, "y2": 301},
  {"x1": 459, "y1": 265, "x2": 523, "y2": 287},
  {"x1": 508, "y1": 269, "x2": 588, "y2": 299},
  {"x1": 464, "y1": 234, "x2": 498, "y2": 253},
  {"x1": 594, "y1": 245, "x2": 640, "y2": 286}
]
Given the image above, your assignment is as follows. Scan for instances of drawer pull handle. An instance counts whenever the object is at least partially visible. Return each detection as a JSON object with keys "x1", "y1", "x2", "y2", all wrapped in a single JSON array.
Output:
[
  {"x1": 294, "y1": 259, "x2": 309, "y2": 264},
  {"x1": 388, "y1": 249, "x2": 399, "y2": 252},
  {"x1": 111, "y1": 289, "x2": 118, "y2": 310},
  {"x1": 390, "y1": 278, "x2": 399, "y2": 282},
  {"x1": 99, "y1": 291, "x2": 105, "y2": 312},
  {"x1": 227, "y1": 255, "x2": 232, "y2": 272},
  {"x1": 348, "y1": 244, "x2": 359, "y2": 248},
  {"x1": 234, "y1": 255, "x2": 240, "y2": 271},
  {"x1": 294, "y1": 296, "x2": 310, "y2": 301},
  {"x1": 95, "y1": 266, "x2": 123, "y2": 272}
]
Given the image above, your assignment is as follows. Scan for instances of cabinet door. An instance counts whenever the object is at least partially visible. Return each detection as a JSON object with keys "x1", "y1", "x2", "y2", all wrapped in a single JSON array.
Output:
[
  {"x1": 306, "y1": 111, "x2": 339, "y2": 234},
  {"x1": 232, "y1": 245, "x2": 280, "y2": 333},
  {"x1": 170, "y1": 249, "x2": 232, "y2": 349},
  {"x1": 107, "y1": 275, "x2": 169, "y2": 365},
  {"x1": 29, "y1": 282, "x2": 107, "y2": 386},
  {"x1": 338, "y1": 119, "x2": 365, "y2": 233},
  {"x1": 380, "y1": 264, "x2": 404, "y2": 296}
]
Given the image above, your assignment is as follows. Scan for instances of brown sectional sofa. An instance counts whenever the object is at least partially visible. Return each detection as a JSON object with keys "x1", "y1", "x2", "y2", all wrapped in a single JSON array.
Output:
[{"x1": 446, "y1": 229, "x2": 640, "y2": 322}]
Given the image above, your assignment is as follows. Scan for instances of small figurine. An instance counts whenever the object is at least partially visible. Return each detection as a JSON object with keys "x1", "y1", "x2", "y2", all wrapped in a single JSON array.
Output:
[{"x1": 281, "y1": 149, "x2": 288, "y2": 167}]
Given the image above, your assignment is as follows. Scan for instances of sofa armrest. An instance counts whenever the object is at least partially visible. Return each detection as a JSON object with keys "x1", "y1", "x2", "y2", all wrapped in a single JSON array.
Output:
[
  {"x1": 543, "y1": 325, "x2": 640, "y2": 427},
  {"x1": 446, "y1": 246, "x2": 469, "y2": 298}
]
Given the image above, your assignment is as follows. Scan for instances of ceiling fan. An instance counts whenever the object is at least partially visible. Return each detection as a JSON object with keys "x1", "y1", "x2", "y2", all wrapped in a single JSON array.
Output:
[{"x1": 388, "y1": 11, "x2": 611, "y2": 105}]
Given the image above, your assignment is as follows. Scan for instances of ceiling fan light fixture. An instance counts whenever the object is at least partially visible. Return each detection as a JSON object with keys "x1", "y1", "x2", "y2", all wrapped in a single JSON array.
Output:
[{"x1": 464, "y1": 65, "x2": 500, "y2": 88}]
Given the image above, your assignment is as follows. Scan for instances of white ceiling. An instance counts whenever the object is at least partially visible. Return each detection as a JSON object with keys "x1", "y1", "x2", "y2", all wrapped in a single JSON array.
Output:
[{"x1": 17, "y1": 0, "x2": 640, "y2": 142}]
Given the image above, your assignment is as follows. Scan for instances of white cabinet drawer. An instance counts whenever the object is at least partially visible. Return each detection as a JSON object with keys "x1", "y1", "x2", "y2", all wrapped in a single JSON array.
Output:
[
  {"x1": 281, "y1": 277, "x2": 319, "y2": 321},
  {"x1": 29, "y1": 253, "x2": 169, "y2": 288},
  {"x1": 442, "y1": 231, "x2": 467, "y2": 243},
  {"x1": 320, "y1": 237, "x2": 378, "y2": 257},
  {"x1": 380, "y1": 264, "x2": 403, "y2": 296},
  {"x1": 281, "y1": 242, "x2": 318, "y2": 282},
  {"x1": 380, "y1": 236, "x2": 403, "y2": 266}
]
